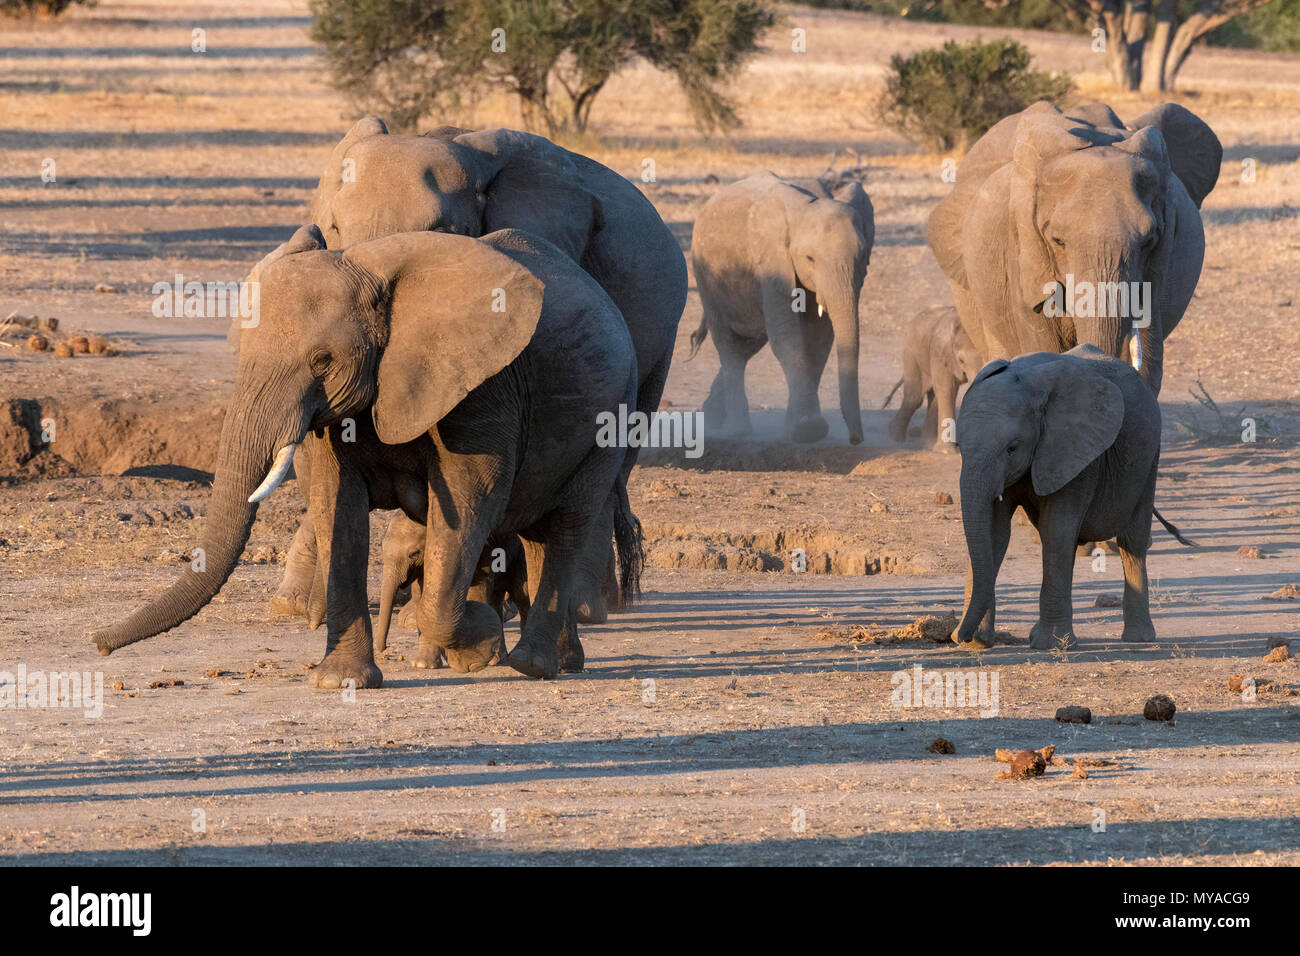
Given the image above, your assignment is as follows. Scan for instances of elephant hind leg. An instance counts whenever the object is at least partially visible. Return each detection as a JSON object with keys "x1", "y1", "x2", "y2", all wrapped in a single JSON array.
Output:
[{"x1": 270, "y1": 518, "x2": 317, "y2": 618}]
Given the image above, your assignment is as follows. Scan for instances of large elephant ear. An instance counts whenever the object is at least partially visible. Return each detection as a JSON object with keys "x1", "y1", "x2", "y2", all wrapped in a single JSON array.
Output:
[
  {"x1": 308, "y1": 117, "x2": 389, "y2": 239},
  {"x1": 1027, "y1": 358, "x2": 1125, "y2": 496},
  {"x1": 1127, "y1": 103, "x2": 1222, "y2": 208},
  {"x1": 451, "y1": 128, "x2": 603, "y2": 263},
  {"x1": 355, "y1": 235, "x2": 546, "y2": 445},
  {"x1": 1010, "y1": 118, "x2": 1094, "y2": 311},
  {"x1": 227, "y1": 224, "x2": 326, "y2": 353}
]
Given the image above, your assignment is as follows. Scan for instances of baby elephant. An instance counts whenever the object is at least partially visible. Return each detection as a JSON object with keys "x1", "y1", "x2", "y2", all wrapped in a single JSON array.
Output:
[
  {"x1": 690, "y1": 173, "x2": 873, "y2": 444},
  {"x1": 374, "y1": 513, "x2": 531, "y2": 659},
  {"x1": 952, "y1": 346, "x2": 1162, "y2": 650},
  {"x1": 885, "y1": 306, "x2": 983, "y2": 450}
]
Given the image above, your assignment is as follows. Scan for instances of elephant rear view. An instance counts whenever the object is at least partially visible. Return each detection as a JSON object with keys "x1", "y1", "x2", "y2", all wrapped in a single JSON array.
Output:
[{"x1": 691, "y1": 173, "x2": 874, "y2": 444}]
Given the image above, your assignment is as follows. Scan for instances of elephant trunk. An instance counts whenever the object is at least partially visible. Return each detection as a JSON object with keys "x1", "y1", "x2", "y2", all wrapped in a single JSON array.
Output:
[
  {"x1": 92, "y1": 398, "x2": 284, "y2": 654},
  {"x1": 955, "y1": 467, "x2": 998, "y2": 643},
  {"x1": 1069, "y1": 259, "x2": 1145, "y2": 361},
  {"x1": 375, "y1": 562, "x2": 398, "y2": 654},
  {"x1": 822, "y1": 265, "x2": 863, "y2": 444}
]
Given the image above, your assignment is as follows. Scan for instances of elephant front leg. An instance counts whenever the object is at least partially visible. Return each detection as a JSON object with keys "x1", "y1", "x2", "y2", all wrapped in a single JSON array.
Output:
[
  {"x1": 769, "y1": 298, "x2": 829, "y2": 443},
  {"x1": 931, "y1": 373, "x2": 960, "y2": 453},
  {"x1": 307, "y1": 451, "x2": 382, "y2": 690},
  {"x1": 1030, "y1": 506, "x2": 1083, "y2": 651}
]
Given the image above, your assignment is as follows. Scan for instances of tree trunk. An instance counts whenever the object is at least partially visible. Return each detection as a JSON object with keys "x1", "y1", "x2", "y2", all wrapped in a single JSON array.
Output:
[{"x1": 1142, "y1": 0, "x2": 1175, "y2": 92}]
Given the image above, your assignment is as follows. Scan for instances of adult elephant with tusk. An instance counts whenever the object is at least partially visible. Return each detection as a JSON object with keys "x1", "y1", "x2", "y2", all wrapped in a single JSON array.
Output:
[
  {"x1": 689, "y1": 173, "x2": 874, "y2": 444},
  {"x1": 266, "y1": 118, "x2": 686, "y2": 630},
  {"x1": 928, "y1": 101, "x2": 1221, "y2": 396},
  {"x1": 93, "y1": 225, "x2": 638, "y2": 688}
]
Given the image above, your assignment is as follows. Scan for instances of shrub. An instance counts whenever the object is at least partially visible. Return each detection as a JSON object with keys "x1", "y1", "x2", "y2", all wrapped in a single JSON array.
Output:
[{"x1": 877, "y1": 38, "x2": 1073, "y2": 152}]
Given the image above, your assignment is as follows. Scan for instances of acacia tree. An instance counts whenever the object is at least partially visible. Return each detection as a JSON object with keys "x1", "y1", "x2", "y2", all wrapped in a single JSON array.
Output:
[
  {"x1": 310, "y1": 0, "x2": 775, "y2": 135},
  {"x1": 1006, "y1": 0, "x2": 1279, "y2": 91}
]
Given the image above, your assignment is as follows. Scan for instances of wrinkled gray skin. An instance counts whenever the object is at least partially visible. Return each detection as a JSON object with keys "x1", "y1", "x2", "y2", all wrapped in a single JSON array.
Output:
[
  {"x1": 375, "y1": 513, "x2": 530, "y2": 661},
  {"x1": 272, "y1": 118, "x2": 685, "y2": 627},
  {"x1": 952, "y1": 345, "x2": 1161, "y2": 651},
  {"x1": 93, "y1": 227, "x2": 637, "y2": 687},
  {"x1": 690, "y1": 173, "x2": 874, "y2": 444},
  {"x1": 929, "y1": 101, "x2": 1221, "y2": 396},
  {"x1": 885, "y1": 305, "x2": 984, "y2": 451}
]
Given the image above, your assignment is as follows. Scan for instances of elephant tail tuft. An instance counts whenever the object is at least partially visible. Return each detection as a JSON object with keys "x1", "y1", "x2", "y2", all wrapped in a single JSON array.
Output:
[
  {"x1": 687, "y1": 315, "x2": 709, "y2": 360},
  {"x1": 1153, "y1": 507, "x2": 1195, "y2": 547},
  {"x1": 882, "y1": 378, "x2": 903, "y2": 409},
  {"x1": 613, "y1": 476, "x2": 644, "y2": 607}
]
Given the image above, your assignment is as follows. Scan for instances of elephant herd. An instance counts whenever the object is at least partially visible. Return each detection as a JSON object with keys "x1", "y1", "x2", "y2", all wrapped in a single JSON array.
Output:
[{"x1": 92, "y1": 98, "x2": 1223, "y2": 685}]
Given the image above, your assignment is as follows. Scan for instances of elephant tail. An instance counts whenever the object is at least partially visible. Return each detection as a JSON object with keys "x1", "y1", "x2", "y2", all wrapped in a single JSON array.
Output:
[
  {"x1": 612, "y1": 475, "x2": 644, "y2": 607},
  {"x1": 1153, "y1": 507, "x2": 1195, "y2": 547},
  {"x1": 882, "y1": 378, "x2": 903, "y2": 409},
  {"x1": 687, "y1": 315, "x2": 709, "y2": 360}
]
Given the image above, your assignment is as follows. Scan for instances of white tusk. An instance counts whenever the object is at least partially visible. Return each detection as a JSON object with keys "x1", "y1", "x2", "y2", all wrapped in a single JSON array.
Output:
[
  {"x1": 248, "y1": 443, "x2": 298, "y2": 503},
  {"x1": 997, "y1": 494, "x2": 1003, "y2": 502},
  {"x1": 817, "y1": 302, "x2": 825, "y2": 317},
  {"x1": 1129, "y1": 333, "x2": 1143, "y2": 371}
]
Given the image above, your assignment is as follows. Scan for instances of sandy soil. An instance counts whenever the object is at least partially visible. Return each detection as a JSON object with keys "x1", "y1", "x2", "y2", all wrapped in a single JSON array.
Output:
[{"x1": 0, "y1": 0, "x2": 1298, "y2": 865}]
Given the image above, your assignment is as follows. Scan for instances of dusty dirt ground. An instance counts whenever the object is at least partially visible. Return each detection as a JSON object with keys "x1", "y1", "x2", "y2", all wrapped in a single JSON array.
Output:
[{"x1": 1, "y1": 0, "x2": 1298, "y2": 865}]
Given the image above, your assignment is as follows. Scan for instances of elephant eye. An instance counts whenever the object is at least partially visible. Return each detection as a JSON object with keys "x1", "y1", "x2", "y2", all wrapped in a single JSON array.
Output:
[
  {"x1": 310, "y1": 350, "x2": 332, "y2": 375},
  {"x1": 1050, "y1": 236, "x2": 1065, "y2": 247},
  {"x1": 1007, "y1": 442, "x2": 1019, "y2": 455}
]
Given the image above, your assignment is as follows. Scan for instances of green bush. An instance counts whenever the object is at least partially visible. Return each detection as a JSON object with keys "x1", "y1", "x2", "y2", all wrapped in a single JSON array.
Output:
[{"x1": 877, "y1": 38, "x2": 1073, "y2": 152}]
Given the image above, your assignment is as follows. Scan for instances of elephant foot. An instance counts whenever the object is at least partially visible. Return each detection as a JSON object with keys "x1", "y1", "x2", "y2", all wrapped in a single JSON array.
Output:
[
  {"x1": 576, "y1": 589, "x2": 608, "y2": 625},
  {"x1": 269, "y1": 592, "x2": 308, "y2": 619},
  {"x1": 790, "y1": 415, "x2": 829, "y2": 444},
  {"x1": 309, "y1": 654, "x2": 382, "y2": 690},
  {"x1": 1121, "y1": 620, "x2": 1156, "y2": 643},
  {"x1": 1030, "y1": 622, "x2": 1077, "y2": 650},
  {"x1": 396, "y1": 601, "x2": 420, "y2": 631},
  {"x1": 950, "y1": 627, "x2": 995, "y2": 650},
  {"x1": 506, "y1": 637, "x2": 559, "y2": 680},
  {"x1": 437, "y1": 602, "x2": 508, "y2": 673},
  {"x1": 558, "y1": 632, "x2": 585, "y2": 674},
  {"x1": 411, "y1": 645, "x2": 448, "y2": 669}
]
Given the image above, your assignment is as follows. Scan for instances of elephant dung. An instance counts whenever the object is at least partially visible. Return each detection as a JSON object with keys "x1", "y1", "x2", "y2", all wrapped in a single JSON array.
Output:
[
  {"x1": 1055, "y1": 705, "x2": 1092, "y2": 724},
  {"x1": 996, "y1": 749, "x2": 1047, "y2": 779},
  {"x1": 1143, "y1": 694, "x2": 1176, "y2": 722},
  {"x1": 1236, "y1": 545, "x2": 1266, "y2": 559},
  {"x1": 1263, "y1": 644, "x2": 1290, "y2": 663},
  {"x1": 926, "y1": 737, "x2": 955, "y2": 754},
  {"x1": 1094, "y1": 593, "x2": 1122, "y2": 608},
  {"x1": 53, "y1": 341, "x2": 74, "y2": 358},
  {"x1": 933, "y1": 491, "x2": 954, "y2": 505},
  {"x1": 69, "y1": 336, "x2": 90, "y2": 354},
  {"x1": 25, "y1": 334, "x2": 48, "y2": 352}
]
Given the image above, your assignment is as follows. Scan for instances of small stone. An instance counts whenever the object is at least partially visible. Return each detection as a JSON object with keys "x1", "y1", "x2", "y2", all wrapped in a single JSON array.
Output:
[
  {"x1": 933, "y1": 491, "x2": 954, "y2": 505},
  {"x1": 1094, "y1": 593, "x2": 1122, "y2": 608},
  {"x1": 25, "y1": 334, "x2": 48, "y2": 352},
  {"x1": 1055, "y1": 705, "x2": 1092, "y2": 724},
  {"x1": 870, "y1": 502, "x2": 888, "y2": 513},
  {"x1": 53, "y1": 341, "x2": 74, "y2": 358},
  {"x1": 1143, "y1": 694, "x2": 1175, "y2": 721},
  {"x1": 93, "y1": 282, "x2": 118, "y2": 293},
  {"x1": 926, "y1": 736, "x2": 955, "y2": 754},
  {"x1": 1236, "y1": 545, "x2": 1266, "y2": 559}
]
